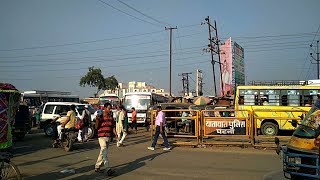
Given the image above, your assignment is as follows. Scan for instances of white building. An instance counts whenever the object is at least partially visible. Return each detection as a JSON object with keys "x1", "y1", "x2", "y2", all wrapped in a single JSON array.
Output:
[{"x1": 102, "y1": 81, "x2": 170, "y2": 99}]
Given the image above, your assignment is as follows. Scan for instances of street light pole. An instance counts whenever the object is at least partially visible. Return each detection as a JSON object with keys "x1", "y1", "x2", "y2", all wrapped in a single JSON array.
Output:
[{"x1": 165, "y1": 27, "x2": 177, "y2": 97}]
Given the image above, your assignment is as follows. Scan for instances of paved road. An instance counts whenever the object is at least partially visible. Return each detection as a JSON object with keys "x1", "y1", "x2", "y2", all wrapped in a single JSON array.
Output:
[{"x1": 11, "y1": 128, "x2": 285, "y2": 180}]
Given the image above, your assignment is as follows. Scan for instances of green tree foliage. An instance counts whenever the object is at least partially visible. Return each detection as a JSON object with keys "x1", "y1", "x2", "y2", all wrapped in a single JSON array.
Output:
[
  {"x1": 105, "y1": 75, "x2": 119, "y2": 92},
  {"x1": 80, "y1": 66, "x2": 106, "y2": 97}
]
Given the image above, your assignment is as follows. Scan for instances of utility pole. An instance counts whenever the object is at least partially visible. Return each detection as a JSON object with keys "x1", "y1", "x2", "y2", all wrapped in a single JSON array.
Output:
[
  {"x1": 213, "y1": 20, "x2": 223, "y2": 94},
  {"x1": 204, "y1": 16, "x2": 223, "y2": 96},
  {"x1": 165, "y1": 26, "x2": 177, "y2": 97},
  {"x1": 179, "y1": 72, "x2": 192, "y2": 96},
  {"x1": 196, "y1": 69, "x2": 204, "y2": 96},
  {"x1": 310, "y1": 40, "x2": 320, "y2": 79},
  {"x1": 205, "y1": 16, "x2": 217, "y2": 96}
]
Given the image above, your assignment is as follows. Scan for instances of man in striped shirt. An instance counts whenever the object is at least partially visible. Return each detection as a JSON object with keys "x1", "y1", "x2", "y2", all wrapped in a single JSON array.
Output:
[{"x1": 95, "y1": 102, "x2": 117, "y2": 176}]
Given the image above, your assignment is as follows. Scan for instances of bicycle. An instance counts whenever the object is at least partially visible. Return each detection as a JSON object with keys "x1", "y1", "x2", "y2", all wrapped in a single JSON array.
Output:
[{"x1": 0, "y1": 151, "x2": 22, "y2": 180}]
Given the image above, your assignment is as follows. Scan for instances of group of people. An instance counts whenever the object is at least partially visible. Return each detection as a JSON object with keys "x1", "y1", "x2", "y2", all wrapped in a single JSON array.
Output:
[
  {"x1": 51, "y1": 104, "x2": 91, "y2": 144},
  {"x1": 49, "y1": 102, "x2": 171, "y2": 177}
]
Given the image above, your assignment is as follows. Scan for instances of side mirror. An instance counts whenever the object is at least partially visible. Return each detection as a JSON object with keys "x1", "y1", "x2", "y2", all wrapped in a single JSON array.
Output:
[{"x1": 291, "y1": 120, "x2": 298, "y2": 128}]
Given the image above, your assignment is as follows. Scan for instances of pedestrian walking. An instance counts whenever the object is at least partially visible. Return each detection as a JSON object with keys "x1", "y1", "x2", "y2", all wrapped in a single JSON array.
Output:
[
  {"x1": 116, "y1": 105, "x2": 128, "y2": 147},
  {"x1": 148, "y1": 106, "x2": 171, "y2": 151},
  {"x1": 131, "y1": 107, "x2": 137, "y2": 134},
  {"x1": 78, "y1": 105, "x2": 91, "y2": 142},
  {"x1": 95, "y1": 102, "x2": 117, "y2": 176}
]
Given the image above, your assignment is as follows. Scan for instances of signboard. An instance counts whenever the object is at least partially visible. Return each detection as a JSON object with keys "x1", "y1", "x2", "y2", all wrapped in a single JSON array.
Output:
[
  {"x1": 204, "y1": 118, "x2": 247, "y2": 135},
  {"x1": 219, "y1": 38, "x2": 233, "y2": 96},
  {"x1": 232, "y1": 42, "x2": 245, "y2": 87}
]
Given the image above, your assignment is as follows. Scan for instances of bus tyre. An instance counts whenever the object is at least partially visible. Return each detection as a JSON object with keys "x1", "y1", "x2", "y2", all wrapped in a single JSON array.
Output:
[{"x1": 261, "y1": 122, "x2": 278, "y2": 136}]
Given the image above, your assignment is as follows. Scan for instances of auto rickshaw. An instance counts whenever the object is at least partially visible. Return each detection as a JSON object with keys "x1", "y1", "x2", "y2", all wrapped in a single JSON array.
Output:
[{"x1": 275, "y1": 100, "x2": 320, "y2": 179}]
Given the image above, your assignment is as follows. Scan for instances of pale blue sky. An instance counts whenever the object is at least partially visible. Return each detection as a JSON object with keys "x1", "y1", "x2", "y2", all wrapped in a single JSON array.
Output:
[{"x1": 0, "y1": 0, "x2": 319, "y2": 98}]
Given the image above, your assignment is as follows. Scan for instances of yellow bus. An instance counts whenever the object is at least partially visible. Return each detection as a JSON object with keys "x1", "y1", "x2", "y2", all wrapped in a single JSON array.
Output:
[{"x1": 234, "y1": 82, "x2": 320, "y2": 136}]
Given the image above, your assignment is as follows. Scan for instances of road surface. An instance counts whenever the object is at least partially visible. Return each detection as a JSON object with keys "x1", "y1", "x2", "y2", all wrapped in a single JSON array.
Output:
[{"x1": 11, "y1": 129, "x2": 285, "y2": 180}]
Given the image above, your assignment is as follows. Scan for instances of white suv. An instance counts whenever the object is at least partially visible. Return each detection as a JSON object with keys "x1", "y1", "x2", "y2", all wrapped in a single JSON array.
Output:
[{"x1": 40, "y1": 102, "x2": 96, "y2": 137}]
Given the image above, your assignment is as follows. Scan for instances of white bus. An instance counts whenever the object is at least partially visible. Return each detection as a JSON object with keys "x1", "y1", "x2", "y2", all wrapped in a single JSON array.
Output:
[
  {"x1": 21, "y1": 90, "x2": 79, "y2": 108},
  {"x1": 123, "y1": 92, "x2": 169, "y2": 124},
  {"x1": 98, "y1": 93, "x2": 120, "y2": 109}
]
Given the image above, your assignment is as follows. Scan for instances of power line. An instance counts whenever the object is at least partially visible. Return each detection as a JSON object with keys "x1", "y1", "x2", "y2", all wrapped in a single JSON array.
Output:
[
  {"x1": 0, "y1": 54, "x2": 207, "y2": 72},
  {"x1": 0, "y1": 32, "x2": 204, "y2": 59},
  {"x1": 241, "y1": 40, "x2": 314, "y2": 47},
  {"x1": 0, "y1": 46, "x2": 204, "y2": 65},
  {"x1": 97, "y1": 0, "x2": 160, "y2": 27},
  {"x1": 116, "y1": 0, "x2": 172, "y2": 26},
  {"x1": 0, "y1": 23, "x2": 201, "y2": 52},
  {"x1": 245, "y1": 45, "x2": 309, "y2": 52},
  {"x1": 0, "y1": 30, "x2": 165, "y2": 52},
  {"x1": 229, "y1": 32, "x2": 318, "y2": 40},
  {"x1": 0, "y1": 50, "x2": 202, "y2": 68},
  {"x1": 234, "y1": 35, "x2": 316, "y2": 44},
  {"x1": 0, "y1": 39, "x2": 164, "y2": 59},
  {"x1": 301, "y1": 24, "x2": 320, "y2": 80},
  {"x1": 1, "y1": 60, "x2": 209, "y2": 80}
]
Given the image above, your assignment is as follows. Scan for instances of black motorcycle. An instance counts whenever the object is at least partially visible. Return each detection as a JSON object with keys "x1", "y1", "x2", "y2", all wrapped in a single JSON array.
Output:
[{"x1": 52, "y1": 122, "x2": 78, "y2": 152}]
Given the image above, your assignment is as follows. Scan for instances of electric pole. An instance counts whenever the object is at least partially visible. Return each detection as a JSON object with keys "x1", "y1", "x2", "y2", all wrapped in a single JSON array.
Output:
[
  {"x1": 196, "y1": 69, "x2": 204, "y2": 96},
  {"x1": 165, "y1": 26, "x2": 177, "y2": 97},
  {"x1": 205, "y1": 16, "x2": 217, "y2": 96},
  {"x1": 213, "y1": 20, "x2": 223, "y2": 94},
  {"x1": 310, "y1": 40, "x2": 320, "y2": 79},
  {"x1": 179, "y1": 72, "x2": 192, "y2": 96},
  {"x1": 204, "y1": 16, "x2": 223, "y2": 96}
]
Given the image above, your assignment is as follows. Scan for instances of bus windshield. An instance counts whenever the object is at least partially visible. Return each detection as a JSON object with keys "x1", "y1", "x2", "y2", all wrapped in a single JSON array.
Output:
[
  {"x1": 99, "y1": 96, "x2": 120, "y2": 108},
  {"x1": 293, "y1": 104, "x2": 320, "y2": 139},
  {"x1": 124, "y1": 95, "x2": 151, "y2": 110}
]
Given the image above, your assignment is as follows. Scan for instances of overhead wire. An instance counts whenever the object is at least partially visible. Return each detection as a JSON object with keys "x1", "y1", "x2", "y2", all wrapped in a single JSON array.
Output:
[
  {"x1": 1, "y1": 60, "x2": 209, "y2": 80},
  {"x1": 97, "y1": 0, "x2": 161, "y2": 27},
  {"x1": 1, "y1": 50, "x2": 203, "y2": 68},
  {"x1": 0, "y1": 32, "x2": 204, "y2": 59},
  {"x1": 0, "y1": 53, "x2": 208, "y2": 72},
  {"x1": 116, "y1": 0, "x2": 172, "y2": 26},
  {"x1": 0, "y1": 45, "x2": 205, "y2": 64},
  {"x1": 299, "y1": 24, "x2": 320, "y2": 80}
]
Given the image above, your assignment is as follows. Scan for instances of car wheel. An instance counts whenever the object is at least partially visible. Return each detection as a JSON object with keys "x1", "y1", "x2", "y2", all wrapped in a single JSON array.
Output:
[
  {"x1": 261, "y1": 122, "x2": 278, "y2": 136},
  {"x1": 44, "y1": 124, "x2": 54, "y2": 137},
  {"x1": 87, "y1": 127, "x2": 95, "y2": 139}
]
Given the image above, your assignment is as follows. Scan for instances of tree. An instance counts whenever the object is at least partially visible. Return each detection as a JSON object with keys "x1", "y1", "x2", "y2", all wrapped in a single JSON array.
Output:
[
  {"x1": 80, "y1": 66, "x2": 106, "y2": 97},
  {"x1": 105, "y1": 75, "x2": 119, "y2": 92}
]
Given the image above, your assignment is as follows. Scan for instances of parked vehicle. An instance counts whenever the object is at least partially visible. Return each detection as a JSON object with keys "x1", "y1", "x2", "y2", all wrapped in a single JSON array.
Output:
[
  {"x1": 39, "y1": 102, "x2": 95, "y2": 138},
  {"x1": 13, "y1": 104, "x2": 31, "y2": 140},
  {"x1": 123, "y1": 92, "x2": 169, "y2": 124},
  {"x1": 235, "y1": 81, "x2": 320, "y2": 136},
  {"x1": 275, "y1": 101, "x2": 320, "y2": 179}
]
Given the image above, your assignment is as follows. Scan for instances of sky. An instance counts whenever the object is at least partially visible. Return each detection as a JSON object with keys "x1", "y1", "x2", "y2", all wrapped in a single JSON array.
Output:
[{"x1": 0, "y1": 0, "x2": 320, "y2": 98}]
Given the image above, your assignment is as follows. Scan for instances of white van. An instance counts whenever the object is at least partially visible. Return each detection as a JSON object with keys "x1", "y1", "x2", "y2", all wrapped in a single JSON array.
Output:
[{"x1": 40, "y1": 102, "x2": 96, "y2": 137}]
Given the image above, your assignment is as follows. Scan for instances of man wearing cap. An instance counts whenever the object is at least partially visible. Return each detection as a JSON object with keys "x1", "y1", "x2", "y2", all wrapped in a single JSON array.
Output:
[{"x1": 78, "y1": 105, "x2": 91, "y2": 142}]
